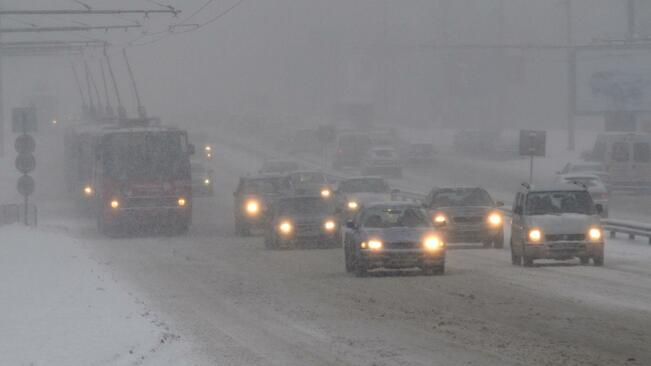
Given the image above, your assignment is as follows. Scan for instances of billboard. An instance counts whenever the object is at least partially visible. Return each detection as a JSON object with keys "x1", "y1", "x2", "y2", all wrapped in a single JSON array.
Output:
[{"x1": 575, "y1": 48, "x2": 651, "y2": 114}]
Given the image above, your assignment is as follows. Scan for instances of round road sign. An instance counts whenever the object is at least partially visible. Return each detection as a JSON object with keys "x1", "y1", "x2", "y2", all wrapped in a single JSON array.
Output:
[
  {"x1": 14, "y1": 134, "x2": 35, "y2": 154},
  {"x1": 17, "y1": 174, "x2": 35, "y2": 196},
  {"x1": 15, "y1": 153, "x2": 36, "y2": 174}
]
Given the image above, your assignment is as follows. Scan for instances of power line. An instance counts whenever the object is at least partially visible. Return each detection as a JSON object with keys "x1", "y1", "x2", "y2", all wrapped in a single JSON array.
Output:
[
  {"x1": 178, "y1": 0, "x2": 217, "y2": 24},
  {"x1": 0, "y1": 9, "x2": 180, "y2": 16},
  {"x1": 0, "y1": 24, "x2": 141, "y2": 33}
]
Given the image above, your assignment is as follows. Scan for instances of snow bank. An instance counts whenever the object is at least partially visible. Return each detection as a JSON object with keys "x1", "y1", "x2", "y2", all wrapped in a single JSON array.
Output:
[{"x1": 0, "y1": 224, "x2": 195, "y2": 365}]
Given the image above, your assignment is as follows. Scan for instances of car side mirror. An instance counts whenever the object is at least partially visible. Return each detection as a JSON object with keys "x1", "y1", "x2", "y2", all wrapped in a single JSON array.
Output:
[
  {"x1": 346, "y1": 220, "x2": 356, "y2": 230},
  {"x1": 595, "y1": 204, "x2": 604, "y2": 215},
  {"x1": 188, "y1": 144, "x2": 196, "y2": 155},
  {"x1": 495, "y1": 201, "x2": 504, "y2": 207}
]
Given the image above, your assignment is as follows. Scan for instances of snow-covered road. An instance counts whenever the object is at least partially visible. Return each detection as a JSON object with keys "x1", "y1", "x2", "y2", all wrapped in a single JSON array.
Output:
[{"x1": 44, "y1": 141, "x2": 651, "y2": 366}]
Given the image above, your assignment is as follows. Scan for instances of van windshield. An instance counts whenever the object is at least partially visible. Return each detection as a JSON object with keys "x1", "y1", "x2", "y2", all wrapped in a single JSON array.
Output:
[{"x1": 525, "y1": 191, "x2": 595, "y2": 215}]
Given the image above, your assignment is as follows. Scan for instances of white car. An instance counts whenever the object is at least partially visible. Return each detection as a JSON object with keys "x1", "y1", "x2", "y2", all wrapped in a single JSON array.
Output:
[
  {"x1": 556, "y1": 174, "x2": 609, "y2": 217},
  {"x1": 361, "y1": 147, "x2": 402, "y2": 178},
  {"x1": 510, "y1": 183, "x2": 605, "y2": 267},
  {"x1": 557, "y1": 162, "x2": 607, "y2": 181}
]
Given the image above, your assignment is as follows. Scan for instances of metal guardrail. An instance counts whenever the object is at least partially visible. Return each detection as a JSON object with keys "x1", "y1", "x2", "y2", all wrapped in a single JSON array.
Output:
[{"x1": 602, "y1": 219, "x2": 651, "y2": 244}]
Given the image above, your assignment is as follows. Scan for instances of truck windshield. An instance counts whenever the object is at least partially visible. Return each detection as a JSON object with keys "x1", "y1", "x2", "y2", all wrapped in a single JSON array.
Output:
[
  {"x1": 525, "y1": 191, "x2": 595, "y2": 215},
  {"x1": 103, "y1": 131, "x2": 189, "y2": 182},
  {"x1": 431, "y1": 188, "x2": 493, "y2": 207}
]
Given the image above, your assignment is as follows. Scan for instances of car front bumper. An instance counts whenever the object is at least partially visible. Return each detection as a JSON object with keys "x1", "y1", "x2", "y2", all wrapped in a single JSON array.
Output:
[
  {"x1": 524, "y1": 241, "x2": 604, "y2": 260},
  {"x1": 360, "y1": 248, "x2": 445, "y2": 269}
]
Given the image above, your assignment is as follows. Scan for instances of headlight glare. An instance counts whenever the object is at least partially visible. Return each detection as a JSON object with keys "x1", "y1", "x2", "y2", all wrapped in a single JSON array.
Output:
[
  {"x1": 178, "y1": 197, "x2": 187, "y2": 207},
  {"x1": 487, "y1": 212, "x2": 502, "y2": 226},
  {"x1": 324, "y1": 220, "x2": 336, "y2": 231},
  {"x1": 368, "y1": 239, "x2": 383, "y2": 251},
  {"x1": 588, "y1": 227, "x2": 602, "y2": 241},
  {"x1": 279, "y1": 221, "x2": 293, "y2": 235},
  {"x1": 433, "y1": 214, "x2": 447, "y2": 224},
  {"x1": 110, "y1": 199, "x2": 120, "y2": 209},
  {"x1": 423, "y1": 236, "x2": 443, "y2": 251},
  {"x1": 320, "y1": 189, "x2": 331, "y2": 198},
  {"x1": 83, "y1": 186, "x2": 93, "y2": 196},
  {"x1": 245, "y1": 200, "x2": 260, "y2": 215},
  {"x1": 347, "y1": 201, "x2": 359, "y2": 210},
  {"x1": 528, "y1": 228, "x2": 542, "y2": 242}
]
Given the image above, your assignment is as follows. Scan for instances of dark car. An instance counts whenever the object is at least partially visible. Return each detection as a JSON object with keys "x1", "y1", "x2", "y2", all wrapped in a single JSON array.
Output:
[
  {"x1": 285, "y1": 171, "x2": 333, "y2": 199},
  {"x1": 233, "y1": 174, "x2": 287, "y2": 236},
  {"x1": 264, "y1": 195, "x2": 339, "y2": 249},
  {"x1": 333, "y1": 133, "x2": 372, "y2": 169},
  {"x1": 334, "y1": 177, "x2": 394, "y2": 220},
  {"x1": 343, "y1": 202, "x2": 446, "y2": 277},
  {"x1": 191, "y1": 161, "x2": 214, "y2": 197},
  {"x1": 425, "y1": 187, "x2": 504, "y2": 248}
]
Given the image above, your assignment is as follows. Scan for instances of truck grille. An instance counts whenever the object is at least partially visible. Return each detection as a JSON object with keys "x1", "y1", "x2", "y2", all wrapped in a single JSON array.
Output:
[
  {"x1": 545, "y1": 234, "x2": 585, "y2": 242},
  {"x1": 125, "y1": 197, "x2": 179, "y2": 208}
]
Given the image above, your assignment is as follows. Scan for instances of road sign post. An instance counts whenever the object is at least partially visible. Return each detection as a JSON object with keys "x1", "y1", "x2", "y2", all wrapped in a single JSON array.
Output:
[
  {"x1": 519, "y1": 130, "x2": 546, "y2": 184},
  {"x1": 13, "y1": 112, "x2": 36, "y2": 226}
]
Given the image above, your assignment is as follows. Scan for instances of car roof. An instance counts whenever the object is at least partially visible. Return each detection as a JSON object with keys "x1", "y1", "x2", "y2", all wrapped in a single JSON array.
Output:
[
  {"x1": 431, "y1": 186, "x2": 485, "y2": 192},
  {"x1": 341, "y1": 176, "x2": 386, "y2": 181},
  {"x1": 560, "y1": 173, "x2": 600, "y2": 179},
  {"x1": 363, "y1": 201, "x2": 420, "y2": 209},
  {"x1": 525, "y1": 183, "x2": 588, "y2": 192},
  {"x1": 244, "y1": 174, "x2": 284, "y2": 180}
]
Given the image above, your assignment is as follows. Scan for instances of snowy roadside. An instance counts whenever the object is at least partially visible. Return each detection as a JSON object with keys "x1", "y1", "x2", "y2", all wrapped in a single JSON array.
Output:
[{"x1": 0, "y1": 224, "x2": 200, "y2": 366}]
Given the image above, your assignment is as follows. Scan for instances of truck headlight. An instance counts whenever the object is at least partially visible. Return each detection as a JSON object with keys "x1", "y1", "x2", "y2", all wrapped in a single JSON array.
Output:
[
  {"x1": 347, "y1": 201, "x2": 359, "y2": 210},
  {"x1": 588, "y1": 227, "x2": 602, "y2": 241},
  {"x1": 367, "y1": 239, "x2": 383, "y2": 251},
  {"x1": 324, "y1": 220, "x2": 336, "y2": 231},
  {"x1": 423, "y1": 235, "x2": 444, "y2": 251},
  {"x1": 528, "y1": 228, "x2": 543, "y2": 243},
  {"x1": 279, "y1": 221, "x2": 293, "y2": 235},
  {"x1": 321, "y1": 188, "x2": 331, "y2": 198},
  {"x1": 487, "y1": 212, "x2": 502, "y2": 226},
  {"x1": 245, "y1": 200, "x2": 260, "y2": 216}
]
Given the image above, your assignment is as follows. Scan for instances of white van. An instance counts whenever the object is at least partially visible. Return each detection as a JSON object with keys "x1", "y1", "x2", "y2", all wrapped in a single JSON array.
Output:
[{"x1": 590, "y1": 132, "x2": 651, "y2": 193}]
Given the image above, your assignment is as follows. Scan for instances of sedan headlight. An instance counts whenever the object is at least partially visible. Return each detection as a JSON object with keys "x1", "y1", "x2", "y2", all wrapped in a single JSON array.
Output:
[
  {"x1": 83, "y1": 185, "x2": 93, "y2": 196},
  {"x1": 528, "y1": 228, "x2": 543, "y2": 243},
  {"x1": 324, "y1": 220, "x2": 336, "y2": 231},
  {"x1": 178, "y1": 197, "x2": 187, "y2": 207},
  {"x1": 321, "y1": 188, "x2": 332, "y2": 198},
  {"x1": 347, "y1": 201, "x2": 359, "y2": 210},
  {"x1": 423, "y1": 235, "x2": 444, "y2": 251},
  {"x1": 110, "y1": 199, "x2": 120, "y2": 209},
  {"x1": 278, "y1": 221, "x2": 293, "y2": 235},
  {"x1": 367, "y1": 239, "x2": 383, "y2": 251},
  {"x1": 588, "y1": 227, "x2": 602, "y2": 241},
  {"x1": 487, "y1": 212, "x2": 502, "y2": 226},
  {"x1": 204, "y1": 178, "x2": 211, "y2": 186},
  {"x1": 433, "y1": 214, "x2": 447, "y2": 225},
  {"x1": 245, "y1": 200, "x2": 260, "y2": 216}
]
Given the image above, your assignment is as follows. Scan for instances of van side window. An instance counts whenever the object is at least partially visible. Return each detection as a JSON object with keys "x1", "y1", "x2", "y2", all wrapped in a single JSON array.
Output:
[
  {"x1": 611, "y1": 142, "x2": 630, "y2": 162},
  {"x1": 633, "y1": 142, "x2": 651, "y2": 163}
]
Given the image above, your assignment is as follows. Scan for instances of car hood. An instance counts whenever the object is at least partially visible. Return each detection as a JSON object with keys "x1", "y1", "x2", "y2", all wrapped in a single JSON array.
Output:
[
  {"x1": 278, "y1": 213, "x2": 333, "y2": 224},
  {"x1": 362, "y1": 227, "x2": 437, "y2": 243},
  {"x1": 431, "y1": 206, "x2": 493, "y2": 216},
  {"x1": 345, "y1": 192, "x2": 392, "y2": 205},
  {"x1": 525, "y1": 214, "x2": 601, "y2": 235}
]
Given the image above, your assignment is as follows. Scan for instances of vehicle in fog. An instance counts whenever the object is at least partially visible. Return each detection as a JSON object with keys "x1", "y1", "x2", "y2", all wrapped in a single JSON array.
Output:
[
  {"x1": 510, "y1": 183, "x2": 605, "y2": 267},
  {"x1": 334, "y1": 176, "x2": 394, "y2": 220},
  {"x1": 361, "y1": 146, "x2": 402, "y2": 178},
  {"x1": 259, "y1": 159, "x2": 300, "y2": 175},
  {"x1": 333, "y1": 132, "x2": 372, "y2": 169},
  {"x1": 264, "y1": 194, "x2": 339, "y2": 249},
  {"x1": 557, "y1": 161, "x2": 607, "y2": 181},
  {"x1": 233, "y1": 174, "x2": 287, "y2": 236},
  {"x1": 343, "y1": 202, "x2": 446, "y2": 277},
  {"x1": 289, "y1": 128, "x2": 320, "y2": 154},
  {"x1": 555, "y1": 173, "x2": 609, "y2": 217},
  {"x1": 588, "y1": 132, "x2": 651, "y2": 192},
  {"x1": 64, "y1": 123, "x2": 105, "y2": 210},
  {"x1": 191, "y1": 161, "x2": 214, "y2": 197},
  {"x1": 425, "y1": 187, "x2": 504, "y2": 248},
  {"x1": 203, "y1": 144, "x2": 214, "y2": 160},
  {"x1": 94, "y1": 124, "x2": 194, "y2": 236},
  {"x1": 406, "y1": 142, "x2": 435, "y2": 164},
  {"x1": 285, "y1": 170, "x2": 333, "y2": 198},
  {"x1": 369, "y1": 129, "x2": 401, "y2": 149}
]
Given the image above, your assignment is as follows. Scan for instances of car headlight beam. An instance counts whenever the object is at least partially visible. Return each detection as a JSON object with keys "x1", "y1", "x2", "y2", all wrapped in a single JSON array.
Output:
[
  {"x1": 245, "y1": 200, "x2": 260, "y2": 216},
  {"x1": 588, "y1": 227, "x2": 602, "y2": 241},
  {"x1": 321, "y1": 189, "x2": 331, "y2": 198},
  {"x1": 367, "y1": 239, "x2": 383, "y2": 251},
  {"x1": 423, "y1": 236, "x2": 443, "y2": 251},
  {"x1": 487, "y1": 212, "x2": 502, "y2": 226},
  {"x1": 347, "y1": 201, "x2": 359, "y2": 210},
  {"x1": 324, "y1": 220, "x2": 336, "y2": 231},
  {"x1": 433, "y1": 214, "x2": 447, "y2": 225},
  {"x1": 279, "y1": 221, "x2": 293, "y2": 235},
  {"x1": 528, "y1": 228, "x2": 542, "y2": 243}
]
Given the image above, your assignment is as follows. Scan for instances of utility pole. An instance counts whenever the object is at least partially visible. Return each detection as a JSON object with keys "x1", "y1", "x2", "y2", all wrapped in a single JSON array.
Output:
[
  {"x1": 566, "y1": 0, "x2": 575, "y2": 151},
  {"x1": 0, "y1": 3, "x2": 3, "y2": 158},
  {"x1": 628, "y1": 0, "x2": 636, "y2": 41}
]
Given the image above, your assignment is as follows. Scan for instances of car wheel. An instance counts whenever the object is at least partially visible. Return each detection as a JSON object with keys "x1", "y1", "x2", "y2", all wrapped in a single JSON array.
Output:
[
  {"x1": 593, "y1": 256, "x2": 604, "y2": 266},
  {"x1": 510, "y1": 239, "x2": 521, "y2": 265},
  {"x1": 579, "y1": 256, "x2": 590, "y2": 265},
  {"x1": 493, "y1": 232, "x2": 504, "y2": 249}
]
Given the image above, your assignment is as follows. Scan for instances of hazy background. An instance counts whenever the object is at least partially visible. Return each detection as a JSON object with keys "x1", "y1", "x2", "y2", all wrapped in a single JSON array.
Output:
[{"x1": 0, "y1": 0, "x2": 643, "y2": 137}]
